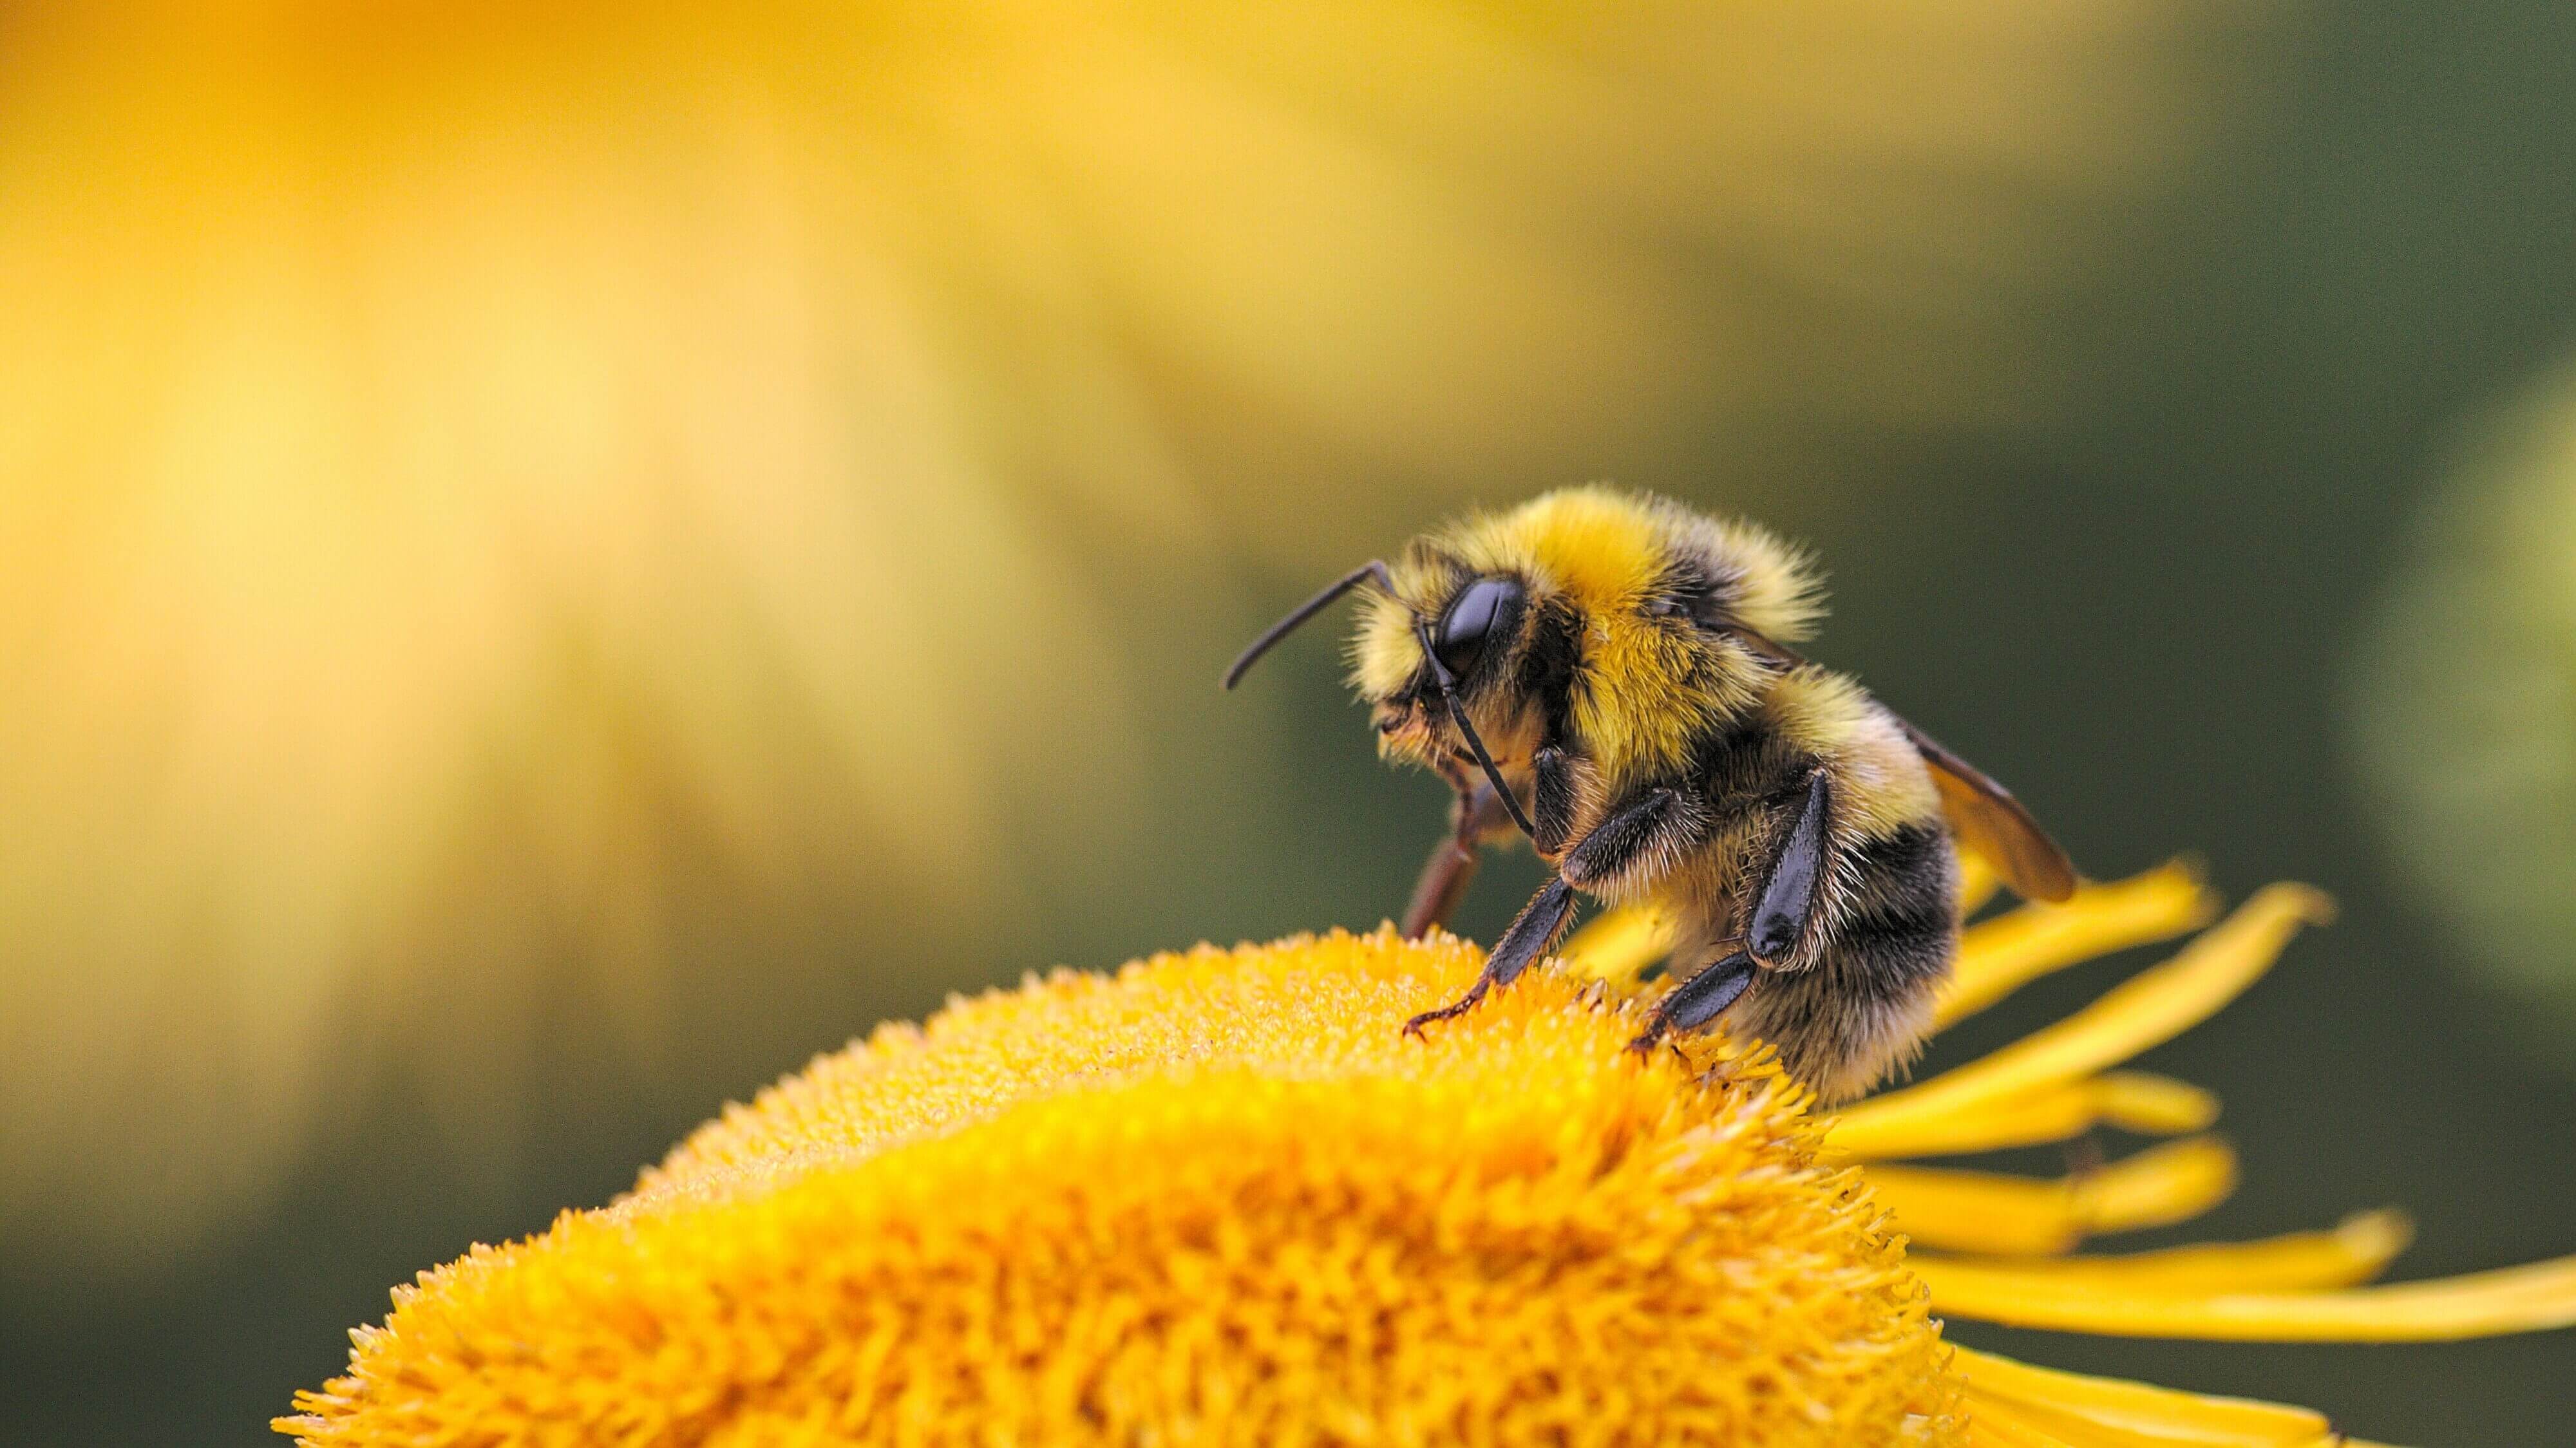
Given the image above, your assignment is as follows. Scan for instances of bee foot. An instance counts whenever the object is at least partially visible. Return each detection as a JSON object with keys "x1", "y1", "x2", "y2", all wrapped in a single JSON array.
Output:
[{"x1": 1403, "y1": 980, "x2": 1490, "y2": 1039}]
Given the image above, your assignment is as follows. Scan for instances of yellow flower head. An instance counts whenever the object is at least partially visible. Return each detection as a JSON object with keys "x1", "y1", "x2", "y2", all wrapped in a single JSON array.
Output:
[
  {"x1": 284, "y1": 929, "x2": 1953, "y2": 1445},
  {"x1": 281, "y1": 861, "x2": 2576, "y2": 1446}
]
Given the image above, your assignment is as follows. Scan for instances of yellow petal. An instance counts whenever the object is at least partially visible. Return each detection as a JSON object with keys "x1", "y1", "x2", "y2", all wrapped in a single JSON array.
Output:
[
  {"x1": 1974, "y1": 1397, "x2": 2248, "y2": 1448},
  {"x1": 1838, "y1": 887, "x2": 2332, "y2": 1151},
  {"x1": 1868, "y1": 1138, "x2": 2237, "y2": 1256},
  {"x1": 1964, "y1": 1400, "x2": 2081, "y2": 1447},
  {"x1": 1557, "y1": 901, "x2": 1673, "y2": 986},
  {"x1": 1957, "y1": 849, "x2": 2003, "y2": 918},
  {"x1": 1929, "y1": 1252, "x2": 2576, "y2": 1341},
  {"x1": 1939, "y1": 861, "x2": 2219, "y2": 1028},
  {"x1": 1955, "y1": 1345, "x2": 2340, "y2": 1447},
  {"x1": 1832, "y1": 1071, "x2": 2217, "y2": 1161},
  {"x1": 1917, "y1": 1212, "x2": 2413, "y2": 1296},
  {"x1": 2073, "y1": 1137, "x2": 2241, "y2": 1237},
  {"x1": 2090, "y1": 1072, "x2": 2227, "y2": 1136}
]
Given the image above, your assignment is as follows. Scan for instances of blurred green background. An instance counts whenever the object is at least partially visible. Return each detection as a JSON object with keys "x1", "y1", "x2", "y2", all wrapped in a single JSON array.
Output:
[{"x1": 3, "y1": 4, "x2": 2573, "y2": 1443}]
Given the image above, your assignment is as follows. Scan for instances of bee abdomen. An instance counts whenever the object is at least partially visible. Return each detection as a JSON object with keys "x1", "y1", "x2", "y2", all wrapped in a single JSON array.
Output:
[{"x1": 1833, "y1": 820, "x2": 1957, "y2": 941}]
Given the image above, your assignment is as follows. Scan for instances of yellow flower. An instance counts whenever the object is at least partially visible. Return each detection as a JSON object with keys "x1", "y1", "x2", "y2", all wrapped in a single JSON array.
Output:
[{"x1": 278, "y1": 860, "x2": 2576, "y2": 1445}]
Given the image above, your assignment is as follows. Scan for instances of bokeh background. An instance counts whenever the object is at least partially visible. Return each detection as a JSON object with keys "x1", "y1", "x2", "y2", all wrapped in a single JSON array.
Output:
[{"x1": 3, "y1": 3, "x2": 2573, "y2": 1443}]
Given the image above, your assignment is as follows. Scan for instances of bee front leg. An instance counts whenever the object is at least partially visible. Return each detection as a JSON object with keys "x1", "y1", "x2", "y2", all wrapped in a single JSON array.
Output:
[
  {"x1": 1400, "y1": 773, "x2": 1520, "y2": 939},
  {"x1": 1404, "y1": 876, "x2": 1578, "y2": 1037},
  {"x1": 1529, "y1": 743, "x2": 1578, "y2": 855},
  {"x1": 1400, "y1": 742, "x2": 1575, "y2": 937},
  {"x1": 1406, "y1": 773, "x2": 1696, "y2": 1037}
]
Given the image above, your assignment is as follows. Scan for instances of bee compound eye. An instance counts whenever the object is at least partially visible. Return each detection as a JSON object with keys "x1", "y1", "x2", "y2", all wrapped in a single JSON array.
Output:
[{"x1": 1434, "y1": 576, "x2": 1522, "y2": 677}]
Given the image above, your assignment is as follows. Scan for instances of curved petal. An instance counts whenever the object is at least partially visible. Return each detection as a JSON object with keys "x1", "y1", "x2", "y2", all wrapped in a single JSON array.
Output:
[
  {"x1": 1954, "y1": 1345, "x2": 2345, "y2": 1447},
  {"x1": 1931, "y1": 1254, "x2": 2576, "y2": 1341},
  {"x1": 1917, "y1": 1212, "x2": 2413, "y2": 1297},
  {"x1": 1832, "y1": 1071, "x2": 2217, "y2": 1160},
  {"x1": 1869, "y1": 1138, "x2": 2237, "y2": 1255},
  {"x1": 1838, "y1": 887, "x2": 2331, "y2": 1149},
  {"x1": 1938, "y1": 862, "x2": 2218, "y2": 1028}
]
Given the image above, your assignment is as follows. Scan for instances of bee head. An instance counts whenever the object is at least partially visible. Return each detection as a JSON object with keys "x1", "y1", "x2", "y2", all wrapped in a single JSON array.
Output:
[
  {"x1": 1356, "y1": 569, "x2": 1537, "y2": 761},
  {"x1": 1330, "y1": 560, "x2": 1554, "y2": 851},
  {"x1": 1219, "y1": 554, "x2": 1542, "y2": 838}
]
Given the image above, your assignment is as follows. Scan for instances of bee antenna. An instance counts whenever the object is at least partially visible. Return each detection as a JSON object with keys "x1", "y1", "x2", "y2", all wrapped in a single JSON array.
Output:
[
  {"x1": 1221, "y1": 559, "x2": 1397, "y2": 690},
  {"x1": 1416, "y1": 622, "x2": 1539, "y2": 841},
  {"x1": 1220, "y1": 556, "x2": 1537, "y2": 844}
]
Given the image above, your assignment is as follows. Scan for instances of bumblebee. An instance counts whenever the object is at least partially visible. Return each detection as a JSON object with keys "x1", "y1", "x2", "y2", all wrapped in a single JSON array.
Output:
[{"x1": 1224, "y1": 486, "x2": 2074, "y2": 1101}]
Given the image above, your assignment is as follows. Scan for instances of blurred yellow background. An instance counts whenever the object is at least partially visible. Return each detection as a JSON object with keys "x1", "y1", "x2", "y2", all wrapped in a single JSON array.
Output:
[
  {"x1": 3, "y1": 5, "x2": 2573, "y2": 1445},
  {"x1": 0, "y1": 0, "x2": 2212, "y2": 1269}
]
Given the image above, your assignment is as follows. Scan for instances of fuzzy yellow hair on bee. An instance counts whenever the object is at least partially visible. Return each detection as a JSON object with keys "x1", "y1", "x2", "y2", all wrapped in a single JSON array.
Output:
[
  {"x1": 1223, "y1": 485, "x2": 2074, "y2": 1103},
  {"x1": 1346, "y1": 488, "x2": 1821, "y2": 782}
]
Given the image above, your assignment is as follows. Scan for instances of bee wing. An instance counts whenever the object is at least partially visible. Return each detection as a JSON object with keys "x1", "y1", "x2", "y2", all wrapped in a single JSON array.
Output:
[
  {"x1": 1712, "y1": 621, "x2": 2076, "y2": 903},
  {"x1": 1891, "y1": 718, "x2": 2076, "y2": 903}
]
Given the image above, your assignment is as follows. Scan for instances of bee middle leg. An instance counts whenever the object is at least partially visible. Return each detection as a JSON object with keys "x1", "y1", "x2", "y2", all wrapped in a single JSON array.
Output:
[
  {"x1": 1558, "y1": 782, "x2": 1703, "y2": 894},
  {"x1": 1627, "y1": 950, "x2": 1756, "y2": 1055},
  {"x1": 1401, "y1": 744, "x2": 1577, "y2": 939},
  {"x1": 1405, "y1": 769, "x2": 1688, "y2": 1036},
  {"x1": 1625, "y1": 772, "x2": 1833, "y2": 1057}
]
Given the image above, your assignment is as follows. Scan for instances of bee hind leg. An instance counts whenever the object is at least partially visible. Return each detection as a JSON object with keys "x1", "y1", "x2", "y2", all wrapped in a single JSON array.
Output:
[
  {"x1": 1405, "y1": 876, "x2": 1578, "y2": 1037},
  {"x1": 1627, "y1": 951, "x2": 1756, "y2": 1055}
]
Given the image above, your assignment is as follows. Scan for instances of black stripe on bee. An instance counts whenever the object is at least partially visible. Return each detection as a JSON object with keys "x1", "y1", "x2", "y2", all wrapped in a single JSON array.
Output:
[
  {"x1": 1648, "y1": 556, "x2": 1720, "y2": 623},
  {"x1": 1738, "y1": 825, "x2": 1953, "y2": 1098},
  {"x1": 1690, "y1": 713, "x2": 1798, "y2": 804},
  {"x1": 1838, "y1": 823, "x2": 1957, "y2": 953},
  {"x1": 1812, "y1": 825, "x2": 1959, "y2": 1038}
]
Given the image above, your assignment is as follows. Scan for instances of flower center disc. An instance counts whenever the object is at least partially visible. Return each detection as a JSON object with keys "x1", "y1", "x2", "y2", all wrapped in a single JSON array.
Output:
[{"x1": 285, "y1": 928, "x2": 1962, "y2": 1447}]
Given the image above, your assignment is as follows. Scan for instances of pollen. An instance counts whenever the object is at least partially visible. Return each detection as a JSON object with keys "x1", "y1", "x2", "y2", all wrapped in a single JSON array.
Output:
[{"x1": 277, "y1": 928, "x2": 1961, "y2": 1447}]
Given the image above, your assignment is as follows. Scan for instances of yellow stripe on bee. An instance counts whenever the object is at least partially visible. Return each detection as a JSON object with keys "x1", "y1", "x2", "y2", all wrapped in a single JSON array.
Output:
[
  {"x1": 1457, "y1": 485, "x2": 1669, "y2": 615},
  {"x1": 1766, "y1": 668, "x2": 1941, "y2": 834},
  {"x1": 1437, "y1": 488, "x2": 1734, "y2": 780},
  {"x1": 1569, "y1": 611, "x2": 1724, "y2": 778},
  {"x1": 1348, "y1": 488, "x2": 1835, "y2": 784}
]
